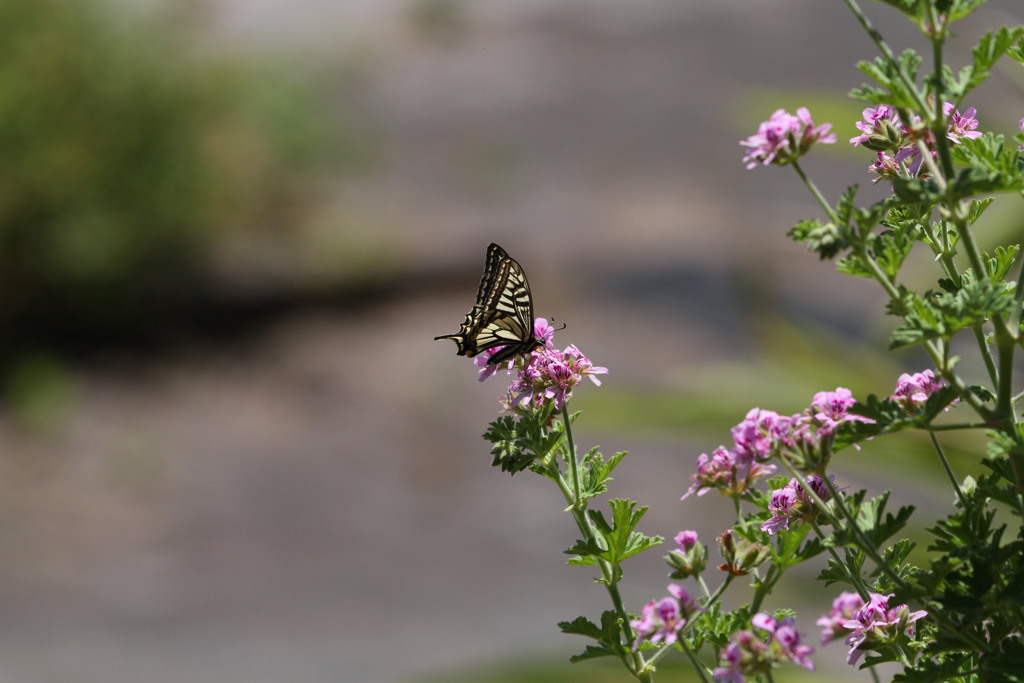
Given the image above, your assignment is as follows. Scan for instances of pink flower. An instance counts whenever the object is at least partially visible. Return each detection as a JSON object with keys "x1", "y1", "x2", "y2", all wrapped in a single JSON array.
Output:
[
  {"x1": 682, "y1": 445, "x2": 777, "y2": 500},
  {"x1": 890, "y1": 369, "x2": 954, "y2": 412},
  {"x1": 674, "y1": 530, "x2": 699, "y2": 550},
  {"x1": 630, "y1": 584, "x2": 698, "y2": 651},
  {"x1": 810, "y1": 387, "x2": 869, "y2": 436},
  {"x1": 712, "y1": 639, "x2": 746, "y2": 683},
  {"x1": 693, "y1": 387, "x2": 870, "y2": 495},
  {"x1": 842, "y1": 593, "x2": 927, "y2": 665},
  {"x1": 762, "y1": 486, "x2": 798, "y2": 534},
  {"x1": 817, "y1": 591, "x2": 865, "y2": 643},
  {"x1": 850, "y1": 105, "x2": 904, "y2": 148},
  {"x1": 788, "y1": 386, "x2": 874, "y2": 466},
  {"x1": 731, "y1": 408, "x2": 793, "y2": 461},
  {"x1": 475, "y1": 318, "x2": 556, "y2": 381},
  {"x1": 712, "y1": 613, "x2": 815, "y2": 681},
  {"x1": 486, "y1": 319, "x2": 607, "y2": 411},
  {"x1": 855, "y1": 102, "x2": 982, "y2": 180},
  {"x1": 760, "y1": 475, "x2": 834, "y2": 535},
  {"x1": 740, "y1": 107, "x2": 836, "y2": 169},
  {"x1": 507, "y1": 344, "x2": 607, "y2": 411},
  {"x1": 866, "y1": 145, "x2": 920, "y2": 181},
  {"x1": 943, "y1": 102, "x2": 982, "y2": 143}
]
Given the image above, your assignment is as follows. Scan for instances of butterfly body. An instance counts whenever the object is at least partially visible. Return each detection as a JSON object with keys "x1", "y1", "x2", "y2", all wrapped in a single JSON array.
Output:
[{"x1": 435, "y1": 243, "x2": 542, "y2": 364}]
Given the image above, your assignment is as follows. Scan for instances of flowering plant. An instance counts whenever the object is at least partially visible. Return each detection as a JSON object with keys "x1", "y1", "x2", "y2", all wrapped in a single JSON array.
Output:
[{"x1": 447, "y1": 1, "x2": 1024, "y2": 681}]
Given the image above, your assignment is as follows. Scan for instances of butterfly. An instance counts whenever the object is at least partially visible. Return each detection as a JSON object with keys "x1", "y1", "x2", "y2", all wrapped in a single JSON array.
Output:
[{"x1": 435, "y1": 243, "x2": 544, "y2": 365}]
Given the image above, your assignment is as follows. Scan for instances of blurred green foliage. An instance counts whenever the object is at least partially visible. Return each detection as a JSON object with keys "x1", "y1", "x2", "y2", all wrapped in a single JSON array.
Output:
[{"x1": 0, "y1": 0, "x2": 364, "y2": 360}]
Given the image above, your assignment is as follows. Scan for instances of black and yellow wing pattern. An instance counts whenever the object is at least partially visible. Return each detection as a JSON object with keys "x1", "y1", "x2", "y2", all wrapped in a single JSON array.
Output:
[{"x1": 435, "y1": 243, "x2": 542, "y2": 364}]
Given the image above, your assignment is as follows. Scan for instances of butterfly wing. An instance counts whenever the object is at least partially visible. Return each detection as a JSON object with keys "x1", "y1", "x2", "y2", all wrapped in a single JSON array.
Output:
[{"x1": 435, "y1": 243, "x2": 541, "y2": 363}]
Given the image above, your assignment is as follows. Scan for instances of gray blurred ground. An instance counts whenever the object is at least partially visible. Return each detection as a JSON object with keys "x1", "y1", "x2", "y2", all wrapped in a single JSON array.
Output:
[{"x1": 1, "y1": 1, "x2": 1023, "y2": 682}]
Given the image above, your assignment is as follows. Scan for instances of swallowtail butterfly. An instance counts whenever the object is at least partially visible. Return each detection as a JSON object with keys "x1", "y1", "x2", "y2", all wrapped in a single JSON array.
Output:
[{"x1": 435, "y1": 243, "x2": 544, "y2": 364}]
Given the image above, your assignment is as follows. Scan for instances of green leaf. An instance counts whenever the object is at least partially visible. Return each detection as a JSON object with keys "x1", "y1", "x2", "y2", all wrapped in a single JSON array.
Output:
[
  {"x1": 482, "y1": 405, "x2": 561, "y2": 475},
  {"x1": 817, "y1": 548, "x2": 866, "y2": 588},
  {"x1": 561, "y1": 610, "x2": 627, "y2": 661},
  {"x1": 569, "y1": 499, "x2": 662, "y2": 584},
  {"x1": 949, "y1": 27, "x2": 1024, "y2": 100},
  {"x1": 881, "y1": 538, "x2": 917, "y2": 570},
  {"x1": 567, "y1": 644, "x2": 618, "y2": 663},
  {"x1": 949, "y1": 133, "x2": 1024, "y2": 198},
  {"x1": 849, "y1": 50, "x2": 922, "y2": 108},
  {"x1": 983, "y1": 245, "x2": 1020, "y2": 282},
  {"x1": 559, "y1": 615, "x2": 603, "y2": 640},
  {"x1": 576, "y1": 449, "x2": 627, "y2": 501},
  {"x1": 856, "y1": 491, "x2": 916, "y2": 547},
  {"x1": 789, "y1": 218, "x2": 848, "y2": 260}
]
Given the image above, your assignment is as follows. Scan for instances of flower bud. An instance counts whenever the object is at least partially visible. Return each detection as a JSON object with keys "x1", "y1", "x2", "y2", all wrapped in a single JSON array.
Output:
[
  {"x1": 667, "y1": 548, "x2": 707, "y2": 579},
  {"x1": 716, "y1": 529, "x2": 770, "y2": 576},
  {"x1": 860, "y1": 119, "x2": 905, "y2": 151}
]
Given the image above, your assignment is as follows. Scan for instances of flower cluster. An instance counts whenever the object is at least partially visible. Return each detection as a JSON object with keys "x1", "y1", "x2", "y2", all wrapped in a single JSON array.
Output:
[
  {"x1": 685, "y1": 388, "x2": 870, "y2": 499},
  {"x1": 834, "y1": 592, "x2": 927, "y2": 665},
  {"x1": 712, "y1": 613, "x2": 815, "y2": 682},
  {"x1": 889, "y1": 369, "x2": 954, "y2": 412},
  {"x1": 740, "y1": 107, "x2": 836, "y2": 169},
  {"x1": 630, "y1": 584, "x2": 699, "y2": 651},
  {"x1": 761, "y1": 474, "x2": 834, "y2": 535},
  {"x1": 479, "y1": 319, "x2": 608, "y2": 411},
  {"x1": 474, "y1": 318, "x2": 557, "y2": 381},
  {"x1": 682, "y1": 444, "x2": 779, "y2": 500},
  {"x1": 850, "y1": 103, "x2": 981, "y2": 181}
]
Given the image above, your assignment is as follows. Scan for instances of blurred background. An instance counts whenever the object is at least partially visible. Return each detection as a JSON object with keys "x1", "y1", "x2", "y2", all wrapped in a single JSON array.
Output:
[{"x1": 0, "y1": 1, "x2": 1022, "y2": 681}]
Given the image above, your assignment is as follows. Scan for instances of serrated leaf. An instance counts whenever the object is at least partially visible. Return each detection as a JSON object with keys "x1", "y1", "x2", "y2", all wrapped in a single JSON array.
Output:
[
  {"x1": 856, "y1": 491, "x2": 916, "y2": 547},
  {"x1": 483, "y1": 406, "x2": 562, "y2": 475},
  {"x1": 818, "y1": 551, "x2": 864, "y2": 588},
  {"x1": 949, "y1": 27, "x2": 1024, "y2": 99},
  {"x1": 581, "y1": 499, "x2": 663, "y2": 583},
  {"x1": 562, "y1": 610, "x2": 628, "y2": 661},
  {"x1": 983, "y1": 245, "x2": 1020, "y2": 282},
  {"x1": 882, "y1": 538, "x2": 917, "y2": 567},
  {"x1": 789, "y1": 218, "x2": 848, "y2": 260},
  {"x1": 559, "y1": 615, "x2": 603, "y2": 639},
  {"x1": 568, "y1": 644, "x2": 618, "y2": 663},
  {"x1": 949, "y1": 133, "x2": 1024, "y2": 198},
  {"x1": 576, "y1": 449, "x2": 627, "y2": 501},
  {"x1": 850, "y1": 50, "x2": 921, "y2": 108}
]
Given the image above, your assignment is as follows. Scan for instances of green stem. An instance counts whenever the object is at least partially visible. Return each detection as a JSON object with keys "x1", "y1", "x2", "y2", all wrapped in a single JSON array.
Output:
[
  {"x1": 928, "y1": 430, "x2": 966, "y2": 507},
  {"x1": 562, "y1": 404, "x2": 583, "y2": 509},
  {"x1": 778, "y1": 458, "x2": 906, "y2": 588},
  {"x1": 1011, "y1": 254, "x2": 1024, "y2": 332},
  {"x1": 929, "y1": 28, "x2": 958, "y2": 183},
  {"x1": 749, "y1": 563, "x2": 779, "y2": 613},
  {"x1": 781, "y1": 461, "x2": 992, "y2": 652},
  {"x1": 677, "y1": 575, "x2": 735, "y2": 641},
  {"x1": 679, "y1": 641, "x2": 712, "y2": 683},
  {"x1": 792, "y1": 160, "x2": 836, "y2": 222},
  {"x1": 556, "y1": 405, "x2": 648, "y2": 678},
  {"x1": 841, "y1": 0, "x2": 931, "y2": 113},
  {"x1": 926, "y1": 421, "x2": 989, "y2": 431},
  {"x1": 943, "y1": 200, "x2": 1016, "y2": 423},
  {"x1": 697, "y1": 575, "x2": 712, "y2": 600},
  {"x1": 810, "y1": 519, "x2": 872, "y2": 599},
  {"x1": 972, "y1": 324, "x2": 1000, "y2": 389}
]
